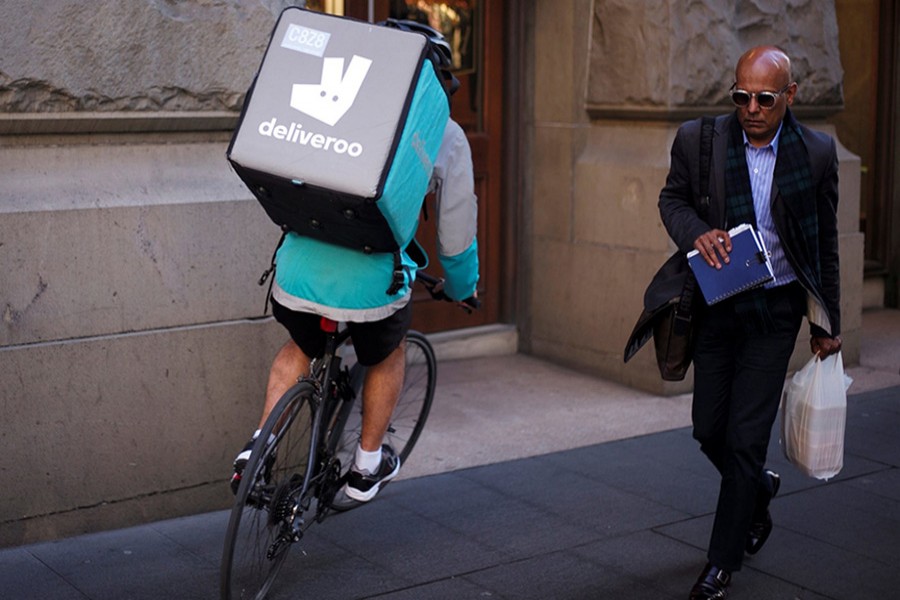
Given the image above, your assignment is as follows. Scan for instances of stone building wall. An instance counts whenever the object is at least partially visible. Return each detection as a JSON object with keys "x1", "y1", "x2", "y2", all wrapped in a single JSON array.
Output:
[{"x1": 0, "y1": 0, "x2": 299, "y2": 547}]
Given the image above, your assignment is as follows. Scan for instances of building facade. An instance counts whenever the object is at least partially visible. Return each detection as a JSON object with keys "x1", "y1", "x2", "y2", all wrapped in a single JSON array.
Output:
[{"x1": 1, "y1": 0, "x2": 887, "y2": 545}]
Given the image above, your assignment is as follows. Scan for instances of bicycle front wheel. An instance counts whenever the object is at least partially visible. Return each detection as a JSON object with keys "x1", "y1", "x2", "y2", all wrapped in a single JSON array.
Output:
[
  {"x1": 334, "y1": 330, "x2": 436, "y2": 478},
  {"x1": 220, "y1": 382, "x2": 317, "y2": 600}
]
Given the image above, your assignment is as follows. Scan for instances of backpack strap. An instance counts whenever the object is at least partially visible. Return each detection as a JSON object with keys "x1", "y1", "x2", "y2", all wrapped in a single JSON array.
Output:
[
  {"x1": 258, "y1": 228, "x2": 288, "y2": 315},
  {"x1": 385, "y1": 238, "x2": 429, "y2": 296},
  {"x1": 405, "y1": 238, "x2": 429, "y2": 269},
  {"x1": 386, "y1": 250, "x2": 406, "y2": 295}
]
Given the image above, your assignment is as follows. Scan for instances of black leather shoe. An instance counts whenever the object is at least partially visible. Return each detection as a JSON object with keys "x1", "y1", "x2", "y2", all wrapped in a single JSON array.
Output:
[
  {"x1": 689, "y1": 563, "x2": 731, "y2": 599},
  {"x1": 746, "y1": 470, "x2": 781, "y2": 555}
]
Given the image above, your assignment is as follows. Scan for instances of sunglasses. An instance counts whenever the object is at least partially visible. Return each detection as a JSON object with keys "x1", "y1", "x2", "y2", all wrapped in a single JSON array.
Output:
[{"x1": 729, "y1": 83, "x2": 792, "y2": 109}]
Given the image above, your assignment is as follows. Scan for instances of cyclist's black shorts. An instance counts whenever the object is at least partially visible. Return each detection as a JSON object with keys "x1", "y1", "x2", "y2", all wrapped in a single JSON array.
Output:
[{"x1": 271, "y1": 298, "x2": 412, "y2": 367}]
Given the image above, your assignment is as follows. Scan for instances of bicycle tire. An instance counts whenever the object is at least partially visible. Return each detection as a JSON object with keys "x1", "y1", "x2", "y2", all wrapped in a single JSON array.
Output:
[
  {"x1": 332, "y1": 330, "x2": 436, "y2": 487},
  {"x1": 220, "y1": 382, "x2": 317, "y2": 600}
]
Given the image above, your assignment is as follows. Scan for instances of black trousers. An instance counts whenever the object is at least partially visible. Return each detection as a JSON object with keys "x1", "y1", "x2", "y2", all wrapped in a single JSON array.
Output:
[{"x1": 692, "y1": 282, "x2": 806, "y2": 571}]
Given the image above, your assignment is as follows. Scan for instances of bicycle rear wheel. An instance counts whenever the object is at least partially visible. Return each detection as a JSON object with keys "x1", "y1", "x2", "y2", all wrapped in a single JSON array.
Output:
[
  {"x1": 332, "y1": 331, "x2": 437, "y2": 510},
  {"x1": 332, "y1": 330, "x2": 436, "y2": 484},
  {"x1": 220, "y1": 382, "x2": 317, "y2": 600},
  {"x1": 388, "y1": 331, "x2": 437, "y2": 463}
]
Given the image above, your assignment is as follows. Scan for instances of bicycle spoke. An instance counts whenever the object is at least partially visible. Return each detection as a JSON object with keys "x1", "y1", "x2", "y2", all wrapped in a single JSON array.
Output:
[{"x1": 221, "y1": 385, "x2": 317, "y2": 600}]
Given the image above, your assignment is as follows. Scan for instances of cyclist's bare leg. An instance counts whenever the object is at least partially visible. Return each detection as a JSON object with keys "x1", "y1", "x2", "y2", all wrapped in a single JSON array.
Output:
[
  {"x1": 258, "y1": 339, "x2": 310, "y2": 430},
  {"x1": 359, "y1": 338, "x2": 406, "y2": 452}
]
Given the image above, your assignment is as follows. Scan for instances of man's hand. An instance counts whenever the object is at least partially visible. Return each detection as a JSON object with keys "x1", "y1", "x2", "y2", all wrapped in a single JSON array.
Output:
[
  {"x1": 811, "y1": 335, "x2": 842, "y2": 358},
  {"x1": 457, "y1": 290, "x2": 480, "y2": 312},
  {"x1": 693, "y1": 229, "x2": 733, "y2": 269}
]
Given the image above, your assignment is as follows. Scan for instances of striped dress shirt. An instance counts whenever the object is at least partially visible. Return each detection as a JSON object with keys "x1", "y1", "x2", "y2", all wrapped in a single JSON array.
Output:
[{"x1": 743, "y1": 126, "x2": 798, "y2": 288}]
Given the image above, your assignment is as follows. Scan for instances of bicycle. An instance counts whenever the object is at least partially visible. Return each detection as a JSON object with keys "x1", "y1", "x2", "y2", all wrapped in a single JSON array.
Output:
[{"x1": 220, "y1": 273, "x2": 475, "y2": 600}]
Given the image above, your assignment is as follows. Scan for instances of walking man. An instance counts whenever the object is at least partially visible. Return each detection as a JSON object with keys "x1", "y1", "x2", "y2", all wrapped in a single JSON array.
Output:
[{"x1": 658, "y1": 46, "x2": 843, "y2": 599}]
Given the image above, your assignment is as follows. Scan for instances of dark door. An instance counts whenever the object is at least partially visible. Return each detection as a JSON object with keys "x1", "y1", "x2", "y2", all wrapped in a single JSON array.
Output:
[{"x1": 340, "y1": 0, "x2": 506, "y2": 332}]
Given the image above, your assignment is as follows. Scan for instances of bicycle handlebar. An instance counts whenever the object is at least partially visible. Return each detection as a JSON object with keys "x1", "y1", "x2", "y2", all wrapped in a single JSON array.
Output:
[{"x1": 415, "y1": 271, "x2": 481, "y2": 313}]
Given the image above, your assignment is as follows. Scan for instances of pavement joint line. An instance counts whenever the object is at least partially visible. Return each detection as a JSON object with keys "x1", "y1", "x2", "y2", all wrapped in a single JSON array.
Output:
[
  {"x1": 29, "y1": 550, "x2": 91, "y2": 600},
  {"x1": 741, "y1": 563, "x2": 842, "y2": 600},
  {"x1": 354, "y1": 543, "x2": 591, "y2": 599}
]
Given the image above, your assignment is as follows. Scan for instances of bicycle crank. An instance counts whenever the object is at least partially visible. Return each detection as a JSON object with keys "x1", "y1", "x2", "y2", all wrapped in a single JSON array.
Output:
[{"x1": 316, "y1": 459, "x2": 343, "y2": 522}]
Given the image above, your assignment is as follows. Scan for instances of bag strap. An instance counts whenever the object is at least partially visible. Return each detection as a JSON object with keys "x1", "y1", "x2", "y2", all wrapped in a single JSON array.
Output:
[
  {"x1": 674, "y1": 273, "x2": 695, "y2": 331},
  {"x1": 386, "y1": 250, "x2": 405, "y2": 296},
  {"x1": 258, "y1": 228, "x2": 288, "y2": 315},
  {"x1": 385, "y1": 238, "x2": 429, "y2": 296},
  {"x1": 698, "y1": 115, "x2": 715, "y2": 219},
  {"x1": 405, "y1": 238, "x2": 429, "y2": 269},
  {"x1": 678, "y1": 116, "x2": 716, "y2": 314}
]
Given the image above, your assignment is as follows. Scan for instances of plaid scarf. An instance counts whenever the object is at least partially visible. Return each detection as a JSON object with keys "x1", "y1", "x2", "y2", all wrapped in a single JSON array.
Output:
[
  {"x1": 723, "y1": 110, "x2": 815, "y2": 332},
  {"x1": 724, "y1": 117, "x2": 757, "y2": 229},
  {"x1": 774, "y1": 111, "x2": 820, "y2": 288}
]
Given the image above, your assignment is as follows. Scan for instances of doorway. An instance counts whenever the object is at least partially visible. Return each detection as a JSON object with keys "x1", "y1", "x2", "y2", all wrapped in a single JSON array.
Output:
[
  {"x1": 830, "y1": 0, "x2": 900, "y2": 306},
  {"x1": 308, "y1": 0, "x2": 506, "y2": 331}
]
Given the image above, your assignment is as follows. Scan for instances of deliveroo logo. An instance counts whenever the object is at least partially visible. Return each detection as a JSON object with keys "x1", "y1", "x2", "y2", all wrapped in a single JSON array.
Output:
[
  {"x1": 290, "y1": 55, "x2": 373, "y2": 126},
  {"x1": 263, "y1": 23, "x2": 369, "y2": 156}
]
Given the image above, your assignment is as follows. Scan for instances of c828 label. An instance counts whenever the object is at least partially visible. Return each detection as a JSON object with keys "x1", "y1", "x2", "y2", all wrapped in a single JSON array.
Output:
[{"x1": 281, "y1": 23, "x2": 331, "y2": 58}]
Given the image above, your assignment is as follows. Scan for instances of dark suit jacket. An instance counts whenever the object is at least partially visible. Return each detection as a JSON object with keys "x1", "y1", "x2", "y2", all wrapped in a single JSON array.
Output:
[{"x1": 657, "y1": 110, "x2": 841, "y2": 338}]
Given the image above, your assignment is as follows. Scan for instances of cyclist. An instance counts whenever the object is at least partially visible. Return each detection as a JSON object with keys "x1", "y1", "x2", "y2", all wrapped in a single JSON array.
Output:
[{"x1": 232, "y1": 20, "x2": 479, "y2": 505}]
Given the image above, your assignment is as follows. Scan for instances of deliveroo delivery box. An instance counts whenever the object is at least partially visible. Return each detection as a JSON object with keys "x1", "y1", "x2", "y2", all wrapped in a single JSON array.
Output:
[{"x1": 227, "y1": 7, "x2": 450, "y2": 253}]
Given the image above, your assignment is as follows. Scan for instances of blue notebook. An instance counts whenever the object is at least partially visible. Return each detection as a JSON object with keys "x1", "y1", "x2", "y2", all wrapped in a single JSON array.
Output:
[{"x1": 687, "y1": 223, "x2": 775, "y2": 305}]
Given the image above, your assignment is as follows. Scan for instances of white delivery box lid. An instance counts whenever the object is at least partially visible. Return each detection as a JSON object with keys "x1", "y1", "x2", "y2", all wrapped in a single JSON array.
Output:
[{"x1": 229, "y1": 8, "x2": 432, "y2": 200}]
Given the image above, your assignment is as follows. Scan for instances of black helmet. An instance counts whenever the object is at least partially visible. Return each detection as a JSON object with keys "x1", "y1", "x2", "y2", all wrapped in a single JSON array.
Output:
[{"x1": 379, "y1": 18, "x2": 453, "y2": 69}]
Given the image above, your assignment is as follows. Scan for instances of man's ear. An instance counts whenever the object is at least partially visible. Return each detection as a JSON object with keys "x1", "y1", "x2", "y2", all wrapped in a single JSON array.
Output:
[{"x1": 785, "y1": 82, "x2": 798, "y2": 106}]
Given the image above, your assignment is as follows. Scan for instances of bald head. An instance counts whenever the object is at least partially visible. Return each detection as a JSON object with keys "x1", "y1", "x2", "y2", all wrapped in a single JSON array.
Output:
[
  {"x1": 732, "y1": 46, "x2": 797, "y2": 147},
  {"x1": 735, "y1": 46, "x2": 792, "y2": 88}
]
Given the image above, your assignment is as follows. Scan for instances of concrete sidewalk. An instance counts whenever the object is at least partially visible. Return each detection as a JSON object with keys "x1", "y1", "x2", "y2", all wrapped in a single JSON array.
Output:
[{"x1": 2, "y1": 310, "x2": 898, "y2": 599}]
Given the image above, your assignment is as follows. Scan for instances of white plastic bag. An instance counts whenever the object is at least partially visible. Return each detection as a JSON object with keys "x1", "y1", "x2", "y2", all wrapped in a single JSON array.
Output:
[{"x1": 780, "y1": 351, "x2": 852, "y2": 480}]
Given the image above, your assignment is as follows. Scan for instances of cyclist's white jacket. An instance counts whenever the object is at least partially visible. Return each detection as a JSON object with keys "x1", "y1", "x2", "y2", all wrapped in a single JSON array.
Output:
[{"x1": 272, "y1": 118, "x2": 479, "y2": 322}]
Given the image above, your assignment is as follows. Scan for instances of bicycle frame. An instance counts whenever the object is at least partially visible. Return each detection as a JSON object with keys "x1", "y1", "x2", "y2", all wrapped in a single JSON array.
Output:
[{"x1": 279, "y1": 318, "x2": 358, "y2": 525}]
